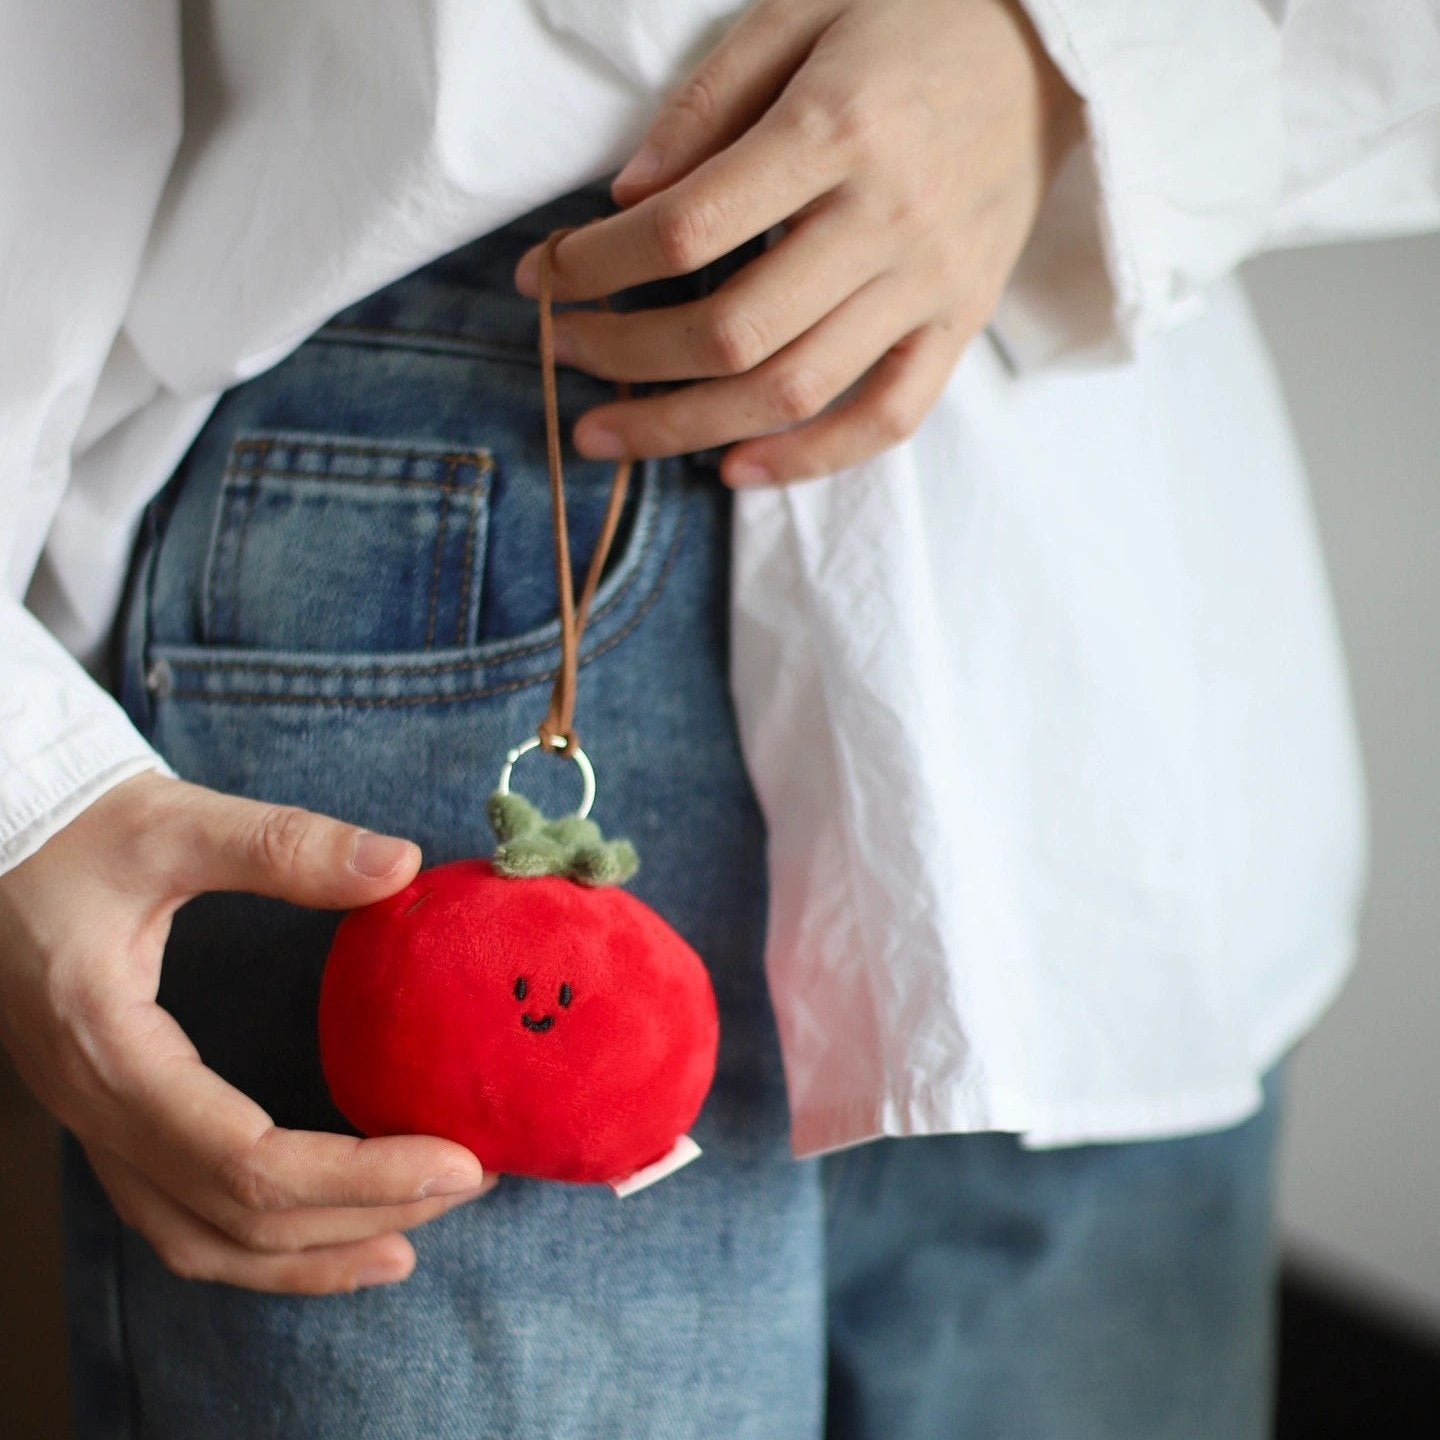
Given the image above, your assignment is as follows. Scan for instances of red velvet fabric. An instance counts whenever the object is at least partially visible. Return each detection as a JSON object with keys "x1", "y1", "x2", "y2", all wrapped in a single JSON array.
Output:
[{"x1": 319, "y1": 860, "x2": 720, "y2": 1184}]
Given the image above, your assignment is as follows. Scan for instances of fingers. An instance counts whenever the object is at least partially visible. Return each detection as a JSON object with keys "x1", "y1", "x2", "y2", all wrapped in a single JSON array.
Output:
[
  {"x1": 143, "y1": 779, "x2": 421, "y2": 908},
  {"x1": 518, "y1": 120, "x2": 842, "y2": 301},
  {"x1": 206, "y1": 1126, "x2": 490, "y2": 1211},
  {"x1": 89, "y1": 1146, "x2": 424, "y2": 1296},
  {"x1": 202, "y1": 1174, "x2": 500, "y2": 1253},
  {"x1": 548, "y1": 199, "x2": 883, "y2": 383},
  {"x1": 568, "y1": 271, "x2": 927, "y2": 460},
  {"x1": 91, "y1": 1003, "x2": 488, "y2": 1247},
  {"x1": 722, "y1": 311, "x2": 971, "y2": 486},
  {"x1": 609, "y1": 0, "x2": 835, "y2": 205}
]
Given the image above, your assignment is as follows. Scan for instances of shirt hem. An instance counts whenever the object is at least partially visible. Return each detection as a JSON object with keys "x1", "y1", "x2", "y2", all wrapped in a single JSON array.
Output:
[{"x1": 787, "y1": 927, "x2": 1358, "y2": 1160}]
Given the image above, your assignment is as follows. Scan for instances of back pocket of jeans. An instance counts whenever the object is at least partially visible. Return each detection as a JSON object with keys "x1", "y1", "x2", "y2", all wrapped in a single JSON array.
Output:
[{"x1": 201, "y1": 433, "x2": 491, "y2": 654}]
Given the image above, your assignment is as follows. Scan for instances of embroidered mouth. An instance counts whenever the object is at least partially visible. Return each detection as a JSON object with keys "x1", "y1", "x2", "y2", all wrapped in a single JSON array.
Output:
[{"x1": 521, "y1": 1014, "x2": 555, "y2": 1033}]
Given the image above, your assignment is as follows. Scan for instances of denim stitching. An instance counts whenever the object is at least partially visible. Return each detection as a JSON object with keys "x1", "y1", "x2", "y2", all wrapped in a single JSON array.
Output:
[
  {"x1": 424, "y1": 456, "x2": 457, "y2": 649},
  {"x1": 164, "y1": 504, "x2": 686, "y2": 708},
  {"x1": 200, "y1": 469, "x2": 228, "y2": 646},
  {"x1": 204, "y1": 439, "x2": 277, "y2": 641},
  {"x1": 458, "y1": 479, "x2": 481, "y2": 647},
  {"x1": 317, "y1": 324, "x2": 538, "y2": 360},
  {"x1": 158, "y1": 474, "x2": 666, "y2": 678},
  {"x1": 130, "y1": 505, "x2": 166, "y2": 736},
  {"x1": 222, "y1": 468, "x2": 486, "y2": 492},
  {"x1": 229, "y1": 435, "x2": 497, "y2": 470},
  {"x1": 227, "y1": 440, "x2": 271, "y2": 646}
]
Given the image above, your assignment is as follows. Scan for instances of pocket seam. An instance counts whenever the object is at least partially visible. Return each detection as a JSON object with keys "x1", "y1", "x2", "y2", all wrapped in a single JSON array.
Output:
[
  {"x1": 158, "y1": 500, "x2": 687, "y2": 709},
  {"x1": 176, "y1": 479, "x2": 658, "y2": 677},
  {"x1": 230, "y1": 434, "x2": 500, "y2": 469}
]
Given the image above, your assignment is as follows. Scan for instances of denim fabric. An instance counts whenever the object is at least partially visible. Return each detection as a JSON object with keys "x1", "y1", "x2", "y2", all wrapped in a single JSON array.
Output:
[{"x1": 62, "y1": 178, "x2": 1283, "y2": 1440}]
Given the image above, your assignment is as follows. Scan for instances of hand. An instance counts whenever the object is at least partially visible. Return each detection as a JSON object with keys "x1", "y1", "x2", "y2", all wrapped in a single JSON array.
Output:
[
  {"x1": 0, "y1": 772, "x2": 494, "y2": 1296},
  {"x1": 514, "y1": 0, "x2": 1083, "y2": 487}
]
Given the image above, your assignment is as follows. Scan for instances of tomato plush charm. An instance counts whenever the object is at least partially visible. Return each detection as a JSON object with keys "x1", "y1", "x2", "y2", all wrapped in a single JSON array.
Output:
[
  {"x1": 320, "y1": 225, "x2": 716, "y2": 1195},
  {"x1": 320, "y1": 756, "x2": 720, "y2": 1195}
]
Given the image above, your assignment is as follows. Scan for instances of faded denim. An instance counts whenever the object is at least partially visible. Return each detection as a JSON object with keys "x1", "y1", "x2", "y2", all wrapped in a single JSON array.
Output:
[{"x1": 61, "y1": 178, "x2": 1283, "y2": 1440}]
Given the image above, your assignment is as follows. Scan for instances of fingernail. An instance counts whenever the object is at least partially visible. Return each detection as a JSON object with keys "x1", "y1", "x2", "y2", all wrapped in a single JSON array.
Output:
[
  {"x1": 420, "y1": 1169, "x2": 487, "y2": 1198},
  {"x1": 354, "y1": 1261, "x2": 410, "y2": 1289},
  {"x1": 614, "y1": 144, "x2": 662, "y2": 189},
  {"x1": 725, "y1": 460, "x2": 773, "y2": 488},
  {"x1": 350, "y1": 831, "x2": 413, "y2": 878},
  {"x1": 577, "y1": 423, "x2": 625, "y2": 459},
  {"x1": 515, "y1": 249, "x2": 540, "y2": 295}
]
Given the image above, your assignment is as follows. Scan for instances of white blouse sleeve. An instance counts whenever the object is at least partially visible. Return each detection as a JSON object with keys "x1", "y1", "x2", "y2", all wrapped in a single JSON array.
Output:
[
  {"x1": 993, "y1": 0, "x2": 1440, "y2": 371},
  {"x1": 0, "y1": 1, "x2": 182, "y2": 873}
]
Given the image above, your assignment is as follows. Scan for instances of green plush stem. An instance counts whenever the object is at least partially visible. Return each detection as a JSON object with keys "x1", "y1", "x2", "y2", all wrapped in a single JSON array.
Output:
[{"x1": 487, "y1": 790, "x2": 639, "y2": 887}]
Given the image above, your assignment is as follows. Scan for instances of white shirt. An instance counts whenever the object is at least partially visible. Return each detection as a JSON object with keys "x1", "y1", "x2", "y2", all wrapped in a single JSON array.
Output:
[{"x1": 3, "y1": 0, "x2": 1438, "y2": 1156}]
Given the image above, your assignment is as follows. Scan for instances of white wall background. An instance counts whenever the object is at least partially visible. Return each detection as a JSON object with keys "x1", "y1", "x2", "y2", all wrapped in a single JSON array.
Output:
[{"x1": 1243, "y1": 234, "x2": 1440, "y2": 1330}]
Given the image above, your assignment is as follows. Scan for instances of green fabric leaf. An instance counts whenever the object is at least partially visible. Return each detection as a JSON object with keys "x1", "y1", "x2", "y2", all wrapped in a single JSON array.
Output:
[{"x1": 487, "y1": 789, "x2": 641, "y2": 887}]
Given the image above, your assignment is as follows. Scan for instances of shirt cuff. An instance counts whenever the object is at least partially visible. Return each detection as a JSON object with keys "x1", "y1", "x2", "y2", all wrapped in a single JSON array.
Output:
[
  {"x1": 993, "y1": 0, "x2": 1284, "y2": 372},
  {"x1": 0, "y1": 601, "x2": 174, "y2": 875}
]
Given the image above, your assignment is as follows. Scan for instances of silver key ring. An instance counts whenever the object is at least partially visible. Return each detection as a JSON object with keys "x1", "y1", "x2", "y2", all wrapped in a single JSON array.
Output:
[{"x1": 495, "y1": 735, "x2": 596, "y2": 820}]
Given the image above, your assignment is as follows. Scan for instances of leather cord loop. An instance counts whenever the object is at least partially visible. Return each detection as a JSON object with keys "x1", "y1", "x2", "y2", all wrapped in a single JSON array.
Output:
[{"x1": 535, "y1": 226, "x2": 633, "y2": 755}]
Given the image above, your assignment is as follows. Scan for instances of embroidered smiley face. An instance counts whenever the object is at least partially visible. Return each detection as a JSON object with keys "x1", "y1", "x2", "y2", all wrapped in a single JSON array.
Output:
[{"x1": 514, "y1": 975, "x2": 574, "y2": 1034}]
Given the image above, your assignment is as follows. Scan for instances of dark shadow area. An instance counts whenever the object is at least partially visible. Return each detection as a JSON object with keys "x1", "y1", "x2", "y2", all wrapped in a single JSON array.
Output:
[
  {"x1": 1277, "y1": 1266, "x2": 1440, "y2": 1436},
  {"x1": 0, "y1": 1048, "x2": 72, "y2": 1437}
]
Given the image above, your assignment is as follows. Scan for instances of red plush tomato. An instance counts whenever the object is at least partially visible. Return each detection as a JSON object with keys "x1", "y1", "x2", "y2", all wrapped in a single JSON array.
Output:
[{"x1": 319, "y1": 855, "x2": 719, "y2": 1189}]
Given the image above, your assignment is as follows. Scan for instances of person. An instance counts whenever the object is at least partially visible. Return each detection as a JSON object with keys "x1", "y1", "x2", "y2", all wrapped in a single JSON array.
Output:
[{"x1": 1, "y1": 1, "x2": 1436, "y2": 1436}]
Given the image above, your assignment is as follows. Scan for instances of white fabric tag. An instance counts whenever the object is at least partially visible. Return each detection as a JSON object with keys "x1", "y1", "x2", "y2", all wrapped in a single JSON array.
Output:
[{"x1": 608, "y1": 1134, "x2": 701, "y2": 1198}]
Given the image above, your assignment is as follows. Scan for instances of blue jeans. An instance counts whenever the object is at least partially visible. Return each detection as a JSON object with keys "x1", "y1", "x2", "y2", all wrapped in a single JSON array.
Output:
[{"x1": 63, "y1": 179, "x2": 1283, "y2": 1439}]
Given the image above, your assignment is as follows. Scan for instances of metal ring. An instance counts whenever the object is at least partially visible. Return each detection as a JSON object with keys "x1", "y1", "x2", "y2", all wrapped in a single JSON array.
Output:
[{"x1": 495, "y1": 735, "x2": 596, "y2": 819}]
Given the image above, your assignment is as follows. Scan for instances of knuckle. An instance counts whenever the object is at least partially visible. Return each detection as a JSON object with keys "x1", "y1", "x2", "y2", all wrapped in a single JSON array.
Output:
[
  {"x1": 250, "y1": 805, "x2": 313, "y2": 878},
  {"x1": 771, "y1": 365, "x2": 831, "y2": 425},
  {"x1": 831, "y1": 93, "x2": 887, "y2": 157},
  {"x1": 703, "y1": 305, "x2": 768, "y2": 374},
  {"x1": 785, "y1": 93, "x2": 839, "y2": 151},
  {"x1": 216, "y1": 1145, "x2": 284, "y2": 1212},
  {"x1": 652, "y1": 196, "x2": 717, "y2": 275},
  {"x1": 871, "y1": 391, "x2": 922, "y2": 446},
  {"x1": 668, "y1": 68, "x2": 723, "y2": 132},
  {"x1": 788, "y1": 89, "x2": 879, "y2": 157}
]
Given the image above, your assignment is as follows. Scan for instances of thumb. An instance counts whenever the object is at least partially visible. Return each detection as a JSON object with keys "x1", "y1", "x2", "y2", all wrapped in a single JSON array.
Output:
[{"x1": 165, "y1": 783, "x2": 422, "y2": 909}]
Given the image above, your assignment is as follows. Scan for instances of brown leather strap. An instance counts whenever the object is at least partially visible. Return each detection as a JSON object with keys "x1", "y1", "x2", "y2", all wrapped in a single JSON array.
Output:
[{"x1": 535, "y1": 226, "x2": 633, "y2": 754}]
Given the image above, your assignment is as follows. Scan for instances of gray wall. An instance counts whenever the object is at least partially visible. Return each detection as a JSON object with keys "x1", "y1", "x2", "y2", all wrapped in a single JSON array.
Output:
[{"x1": 1244, "y1": 234, "x2": 1440, "y2": 1328}]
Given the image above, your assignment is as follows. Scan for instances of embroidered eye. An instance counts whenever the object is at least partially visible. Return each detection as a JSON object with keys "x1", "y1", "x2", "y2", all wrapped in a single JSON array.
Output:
[
  {"x1": 558, "y1": 982, "x2": 573, "y2": 1008},
  {"x1": 513, "y1": 977, "x2": 528, "y2": 1001}
]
